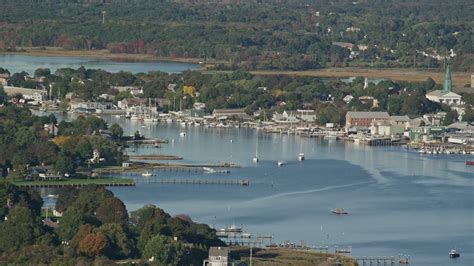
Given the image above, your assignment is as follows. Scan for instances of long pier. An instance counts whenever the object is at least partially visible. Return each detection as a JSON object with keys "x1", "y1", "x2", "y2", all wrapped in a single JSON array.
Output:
[
  {"x1": 135, "y1": 179, "x2": 250, "y2": 186},
  {"x1": 127, "y1": 155, "x2": 183, "y2": 160},
  {"x1": 355, "y1": 256, "x2": 410, "y2": 266}
]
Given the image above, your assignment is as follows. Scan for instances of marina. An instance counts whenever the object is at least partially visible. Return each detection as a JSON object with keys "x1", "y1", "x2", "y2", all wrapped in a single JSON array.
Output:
[{"x1": 35, "y1": 114, "x2": 474, "y2": 266}]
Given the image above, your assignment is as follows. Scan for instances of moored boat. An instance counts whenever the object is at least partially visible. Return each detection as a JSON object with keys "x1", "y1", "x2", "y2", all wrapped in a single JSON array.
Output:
[
  {"x1": 331, "y1": 208, "x2": 348, "y2": 215},
  {"x1": 466, "y1": 161, "x2": 474, "y2": 166},
  {"x1": 449, "y1": 249, "x2": 460, "y2": 258}
]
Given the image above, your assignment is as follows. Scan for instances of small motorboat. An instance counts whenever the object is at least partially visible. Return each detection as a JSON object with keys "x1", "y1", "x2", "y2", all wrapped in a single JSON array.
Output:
[
  {"x1": 449, "y1": 249, "x2": 460, "y2": 258},
  {"x1": 142, "y1": 171, "x2": 152, "y2": 177},
  {"x1": 252, "y1": 156, "x2": 259, "y2": 163},
  {"x1": 277, "y1": 161, "x2": 284, "y2": 167},
  {"x1": 331, "y1": 208, "x2": 348, "y2": 215},
  {"x1": 466, "y1": 161, "x2": 474, "y2": 166},
  {"x1": 298, "y1": 153, "x2": 305, "y2": 161},
  {"x1": 179, "y1": 132, "x2": 186, "y2": 137}
]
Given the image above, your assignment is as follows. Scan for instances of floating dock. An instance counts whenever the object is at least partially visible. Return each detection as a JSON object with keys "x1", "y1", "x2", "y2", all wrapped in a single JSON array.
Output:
[{"x1": 136, "y1": 179, "x2": 250, "y2": 186}]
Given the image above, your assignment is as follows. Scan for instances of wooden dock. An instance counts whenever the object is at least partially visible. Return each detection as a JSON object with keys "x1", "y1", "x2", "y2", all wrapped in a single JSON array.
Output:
[
  {"x1": 136, "y1": 179, "x2": 250, "y2": 186},
  {"x1": 127, "y1": 155, "x2": 183, "y2": 161},
  {"x1": 355, "y1": 255, "x2": 410, "y2": 266}
]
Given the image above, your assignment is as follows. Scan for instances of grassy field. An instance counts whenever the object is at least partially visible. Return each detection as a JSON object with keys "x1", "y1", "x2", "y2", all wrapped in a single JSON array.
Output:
[
  {"x1": 12, "y1": 178, "x2": 135, "y2": 187},
  {"x1": 230, "y1": 247, "x2": 358, "y2": 266},
  {"x1": 247, "y1": 68, "x2": 472, "y2": 88}
]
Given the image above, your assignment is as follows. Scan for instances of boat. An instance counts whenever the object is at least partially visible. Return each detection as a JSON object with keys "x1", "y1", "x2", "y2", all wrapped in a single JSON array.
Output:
[
  {"x1": 253, "y1": 135, "x2": 259, "y2": 163},
  {"x1": 331, "y1": 208, "x2": 348, "y2": 215},
  {"x1": 179, "y1": 132, "x2": 186, "y2": 137},
  {"x1": 141, "y1": 171, "x2": 152, "y2": 177},
  {"x1": 298, "y1": 153, "x2": 305, "y2": 161},
  {"x1": 449, "y1": 249, "x2": 460, "y2": 258},
  {"x1": 277, "y1": 161, "x2": 284, "y2": 167},
  {"x1": 466, "y1": 161, "x2": 474, "y2": 166}
]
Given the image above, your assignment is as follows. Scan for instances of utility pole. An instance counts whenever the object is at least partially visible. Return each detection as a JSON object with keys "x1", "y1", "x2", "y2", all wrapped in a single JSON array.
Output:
[
  {"x1": 102, "y1": 11, "x2": 106, "y2": 24},
  {"x1": 250, "y1": 246, "x2": 253, "y2": 266}
]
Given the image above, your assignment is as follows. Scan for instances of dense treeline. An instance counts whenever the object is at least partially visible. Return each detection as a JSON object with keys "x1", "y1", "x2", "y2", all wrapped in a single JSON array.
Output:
[
  {"x1": 0, "y1": 105, "x2": 124, "y2": 178},
  {"x1": 0, "y1": 0, "x2": 472, "y2": 70},
  {"x1": 0, "y1": 183, "x2": 223, "y2": 264}
]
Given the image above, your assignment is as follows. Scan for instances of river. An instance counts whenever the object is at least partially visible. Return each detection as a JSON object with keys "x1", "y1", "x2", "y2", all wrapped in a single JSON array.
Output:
[
  {"x1": 39, "y1": 112, "x2": 474, "y2": 266},
  {"x1": 0, "y1": 54, "x2": 199, "y2": 74}
]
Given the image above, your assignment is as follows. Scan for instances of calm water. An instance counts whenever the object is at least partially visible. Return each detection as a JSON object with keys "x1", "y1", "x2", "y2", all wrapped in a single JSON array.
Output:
[
  {"x1": 39, "y1": 113, "x2": 474, "y2": 266},
  {"x1": 0, "y1": 54, "x2": 199, "y2": 74},
  {"x1": 112, "y1": 117, "x2": 473, "y2": 266}
]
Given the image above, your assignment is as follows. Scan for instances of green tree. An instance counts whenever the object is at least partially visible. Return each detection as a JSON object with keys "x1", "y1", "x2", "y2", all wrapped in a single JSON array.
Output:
[
  {"x1": 55, "y1": 207, "x2": 84, "y2": 240},
  {"x1": 0, "y1": 85, "x2": 6, "y2": 104},
  {"x1": 54, "y1": 154, "x2": 75, "y2": 175},
  {"x1": 96, "y1": 197, "x2": 128, "y2": 226},
  {"x1": 97, "y1": 223, "x2": 133, "y2": 259},
  {"x1": 142, "y1": 235, "x2": 183, "y2": 265},
  {"x1": 109, "y1": 123, "x2": 124, "y2": 140},
  {"x1": 462, "y1": 108, "x2": 474, "y2": 122},
  {"x1": 443, "y1": 110, "x2": 458, "y2": 126},
  {"x1": 0, "y1": 207, "x2": 37, "y2": 252}
]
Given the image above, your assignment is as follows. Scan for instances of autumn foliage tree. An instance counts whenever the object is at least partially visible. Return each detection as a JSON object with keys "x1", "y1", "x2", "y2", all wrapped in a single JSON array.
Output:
[{"x1": 78, "y1": 232, "x2": 109, "y2": 257}]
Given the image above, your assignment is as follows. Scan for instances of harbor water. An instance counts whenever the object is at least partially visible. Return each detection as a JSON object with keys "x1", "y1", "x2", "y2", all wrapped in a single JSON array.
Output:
[
  {"x1": 0, "y1": 54, "x2": 199, "y2": 75},
  {"x1": 91, "y1": 116, "x2": 474, "y2": 266}
]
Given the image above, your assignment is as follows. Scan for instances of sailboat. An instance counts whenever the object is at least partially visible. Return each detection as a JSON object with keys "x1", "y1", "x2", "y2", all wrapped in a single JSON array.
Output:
[
  {"x1": 298, "y1": 135, "x2": 305, "y2": 161},
  {"x1": 252, "y1": 135, "x2": 259, "y2": 163}
]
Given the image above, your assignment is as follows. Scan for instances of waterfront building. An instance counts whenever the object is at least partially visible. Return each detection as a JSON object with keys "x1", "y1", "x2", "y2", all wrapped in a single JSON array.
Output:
[
  {"x1": 390, "y1": 115, "x2": 410, "y2": 129},
  {"x1": 3, "y1": 86, "x2": 47, "y2": 102},
  {"x1": 213, "y1": 108, "x2": 250, "y2": 120},
  {"x1": 272, "y1": 110, "x2": 299, "y2": 123},
  {"x1": 203, "y1": 247, "x2": 233, "y2": 266},
  {"x1": 345, "y1": 111, "x2": 390, "y2": 128},
  {"x1": 425, "y1": 65, "x2": 463, "y2": 106}
]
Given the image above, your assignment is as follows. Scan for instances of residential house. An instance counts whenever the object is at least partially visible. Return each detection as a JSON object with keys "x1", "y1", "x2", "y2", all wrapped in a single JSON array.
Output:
[
  {"x1": 112, "y1": 86, "x2": 143, "y2": 96},
  {"x1": 0, "y1": 73, "x2": 9, "y2": 86},
  {"x1": 167, "y1": 83, "x2": 177, "y2": 92},
  {"x1": 203, "y1": 247, "x2": 233, "y2": 266},
  {"x1": 345, "y1": 111, "x2": 390, "y2": 128},
  {"x1": 272, "y1": 110, "x2": 299, "y2": 123},
  {"x1": 358, "y1": 96, "x2": 379, "y2": 108},
  {"x1": 343, "y1": 95, "x2": 354, "y2": 104},
  {"x1": 117, "y1": 98, "x2": 148, "y2": 109},
  {"x1": 297, "y1": 109, "x2": 317, "y2": 122},
  {"x1": 212, "y1": 108, "x2": 250, "y2": 120}
]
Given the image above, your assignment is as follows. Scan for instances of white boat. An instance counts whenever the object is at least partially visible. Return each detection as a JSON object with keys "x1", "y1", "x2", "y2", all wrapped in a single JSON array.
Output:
[
  {"x1": 166, "y1": 118, "x2": 173, "y2": 123},
  {"x1": 203, "y1": 167, "x2": 216, "y2": 174},
  {"x1": 179, "y1": 132, "x2": 186, "y2": 137},
  {"x1": 449, "y1": 249, "x2": 460, "y2": 258},
  {"x1": 142, "y1": 171, "x2": 152, "y2": 177},
  {"x1": 253, "y1": 135, "x2": 259, "y2": 163},
  {"x1": 418, "y1": 149, "x2": 426, "y2": 154},
  {"x1": 298, "y1": 153, "x2": 305, "y2": 161},
  {"x1": 277, "y1": 161, "x2": 284, "y2": 167}
]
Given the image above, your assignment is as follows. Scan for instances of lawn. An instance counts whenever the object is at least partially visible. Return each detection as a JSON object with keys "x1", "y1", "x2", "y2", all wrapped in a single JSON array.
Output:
[{"x1": 11, "y1": 178, "x2": 135, "y2": 187}]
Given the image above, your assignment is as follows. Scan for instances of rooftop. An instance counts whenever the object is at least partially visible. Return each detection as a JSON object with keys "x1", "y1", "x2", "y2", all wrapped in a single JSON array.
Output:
[
  {"x1": 346, "y1": 111, "x2": 390, "y2": 119},
  {"x1": 209, "y1": 246, "x2": 229, "y2": 257}
]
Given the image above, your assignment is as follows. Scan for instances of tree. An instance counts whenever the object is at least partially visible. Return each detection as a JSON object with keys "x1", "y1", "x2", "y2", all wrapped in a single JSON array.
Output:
[
  {"x1": 142, "y1": 235, "x2": 183, "y2": 265},
  {"x1": 0, "y1": 86, "x2": 6, "y2": 104},
  {"x1": 96, "y1": 197, "x2": 128, "y2": 226},
  {"x1": 462, "y1": 108, "x2": 474, "y2": 123},
  {"x1": 0, "y1": 207, "x2": 36, "y2": 252},
  {"x1": 97, "y1": 223, "x2": 133, "y2": 259},
  {"x1": 443, "y1": 110, "x2": 458, "y2": 126},
  {"x1": 34, "y1": 68, "x2": 51, "y2": 77},
  {"x1": 54, "y1": 154, "x2": 75, "y2": 175},
  {"x1": 109, "y1": 123, "x2": 124, "y2": 140},
  {"x1": 55, "y1": 207, "x2": 84, "y2": 240},
  {"x1": 77, "y1": 232, "x2": 109, "y2": 257}
]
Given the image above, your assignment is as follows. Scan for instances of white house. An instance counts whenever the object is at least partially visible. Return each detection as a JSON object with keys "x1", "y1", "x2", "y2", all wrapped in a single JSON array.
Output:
[
  {"x1": 343, "y1": 95, "x2": 354, "y2": 104},
  {"x1": 272, "y1": 110, "x2": 299, "y2": 123},
  {"x1": 203, "y1": 247, "x2": 233, "y2": 266}
]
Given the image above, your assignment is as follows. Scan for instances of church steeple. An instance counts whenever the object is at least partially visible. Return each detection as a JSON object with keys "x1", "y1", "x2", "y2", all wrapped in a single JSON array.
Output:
[{"x1": 443, "y1": 64, "x2": 452, "y2": 93}]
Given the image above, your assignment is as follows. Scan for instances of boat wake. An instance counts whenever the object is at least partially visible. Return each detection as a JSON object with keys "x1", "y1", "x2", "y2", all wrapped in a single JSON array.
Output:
[{"x1": 250, "y1": 181, "x2": 372, "y2": 202}]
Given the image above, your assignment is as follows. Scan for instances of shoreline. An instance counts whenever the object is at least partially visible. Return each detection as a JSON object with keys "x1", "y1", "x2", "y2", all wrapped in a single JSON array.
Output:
[
  {"x1": 2, "y1": 48, "x2": 472, "y2": 87},
  {"x1": 0, "y1": 48, "x2": 213, "y2": 66}
]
